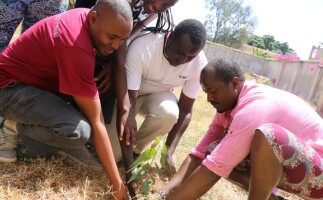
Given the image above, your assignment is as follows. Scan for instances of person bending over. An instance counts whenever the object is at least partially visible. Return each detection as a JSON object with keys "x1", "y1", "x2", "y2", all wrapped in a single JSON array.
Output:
[
  {"x1": 0, "y1": 0, "x2": 133, "y2": 199},
  {"x1": 160, "y1": 58, "x2": 323, "y2": 200}
]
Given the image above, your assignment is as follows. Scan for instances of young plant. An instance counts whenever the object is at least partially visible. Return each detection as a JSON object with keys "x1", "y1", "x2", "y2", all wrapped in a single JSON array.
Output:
[
  {"x1": 252, "y1": 48, "x2": 271, "y2": 58},
  {"x1": 127, "y1": 136, "x2": 168, "y2": 196}
]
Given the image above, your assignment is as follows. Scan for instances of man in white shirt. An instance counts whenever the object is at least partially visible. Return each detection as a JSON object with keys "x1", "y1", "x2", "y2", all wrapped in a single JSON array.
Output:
[
  {"x1": 130, "y1": 17, "x2": 206, "y2": 172},
  {"x1": 106, "y1": 19, "x2": 207, "y2": 195}
]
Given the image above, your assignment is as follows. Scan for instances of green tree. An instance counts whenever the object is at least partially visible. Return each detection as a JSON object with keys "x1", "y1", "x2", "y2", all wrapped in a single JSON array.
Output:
[
  {"x1": 248, "y1": 35, "x2": 294, "y2": 54},
  {"x1": 248, "y1": 35, "x2": 265, "y2": 49},
  {"x1": 276, "y1": 42, "x2": 293, "y2": 54},
  {"x1": 262, "y1": 35, "x2": 277, "y2": 52},
  {"x1": 205, "y1": 0, "x2": 257, "y2": 48}
]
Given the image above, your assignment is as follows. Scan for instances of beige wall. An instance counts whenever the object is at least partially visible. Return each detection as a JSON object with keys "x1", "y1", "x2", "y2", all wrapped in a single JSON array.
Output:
[{"x1": 316, "y1": 48, "x2": 323, "y2": 59}]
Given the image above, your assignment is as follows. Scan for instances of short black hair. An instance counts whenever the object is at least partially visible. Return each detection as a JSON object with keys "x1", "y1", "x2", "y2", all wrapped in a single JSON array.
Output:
[
  {"x1": 93, "y1": 0, "x2": 132, "y2": 22},
  {"x1": 203, "y1": 58, "x2": 245, "y2": 84},
  {"x1": 173, "y1": 19, "x2": 206, "y2": 47}
]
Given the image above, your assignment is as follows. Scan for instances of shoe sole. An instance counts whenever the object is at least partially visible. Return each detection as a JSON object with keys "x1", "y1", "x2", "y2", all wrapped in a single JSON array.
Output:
[
  {"x1": 57, "y1": 151, "x2": 102, "y2": 170},
  {"x1": 0, "y1": 157, "x2": 17, "y2": 163}
]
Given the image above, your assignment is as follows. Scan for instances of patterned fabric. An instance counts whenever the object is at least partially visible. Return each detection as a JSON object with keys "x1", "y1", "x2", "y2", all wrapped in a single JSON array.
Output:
[
  {"x1": 75, "y1": 0, "x2": 148, "y2": 24},
  {"x1": 258, "y1": 123, "x2": 323, "y2": 199},
  {"x1": 132, "y1": 0, "x2": 149, "y2": 24},
  {"x1": 0, "y1": 0, "x2": 68, "y2": 52}
]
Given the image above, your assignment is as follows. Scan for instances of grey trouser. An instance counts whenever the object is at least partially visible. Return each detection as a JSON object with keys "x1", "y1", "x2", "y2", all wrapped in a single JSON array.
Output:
[
  {"x1": 0, "y1": 83, "x2": 91, "y2": 156},
  {"x1": 107, "y1": 91, "x2": 179, "y2": 162}
]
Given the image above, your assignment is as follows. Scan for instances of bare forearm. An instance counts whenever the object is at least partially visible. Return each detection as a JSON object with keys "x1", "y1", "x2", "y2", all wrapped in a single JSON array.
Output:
[
  {"x1": 92, "y1": 122, "x2": 122, "y2": 185},
  {"x1": 161, "y1": 155, "x2": 202, "y2": 195},
  {"x1": 167, "y1": 165, "x2": 220, "y2": 200},
  {"x1": 120, "y1": 90, "x2": 138, "y2": 170},
  {"x1": 113, "y1": 45, "x2": 130, "y2": 113},
  {"x1": 73, "y1": 97, "x2": 127, "y2": 198},
  {"x1": 166, "y1": 93, "x2": 195, "y2": 156},
  {"x1": 166, "y1": 111, "x2": 192, "y2": 155},
  {"x1": 128, "y1": 90, "x2": 138, "y2": 116}
]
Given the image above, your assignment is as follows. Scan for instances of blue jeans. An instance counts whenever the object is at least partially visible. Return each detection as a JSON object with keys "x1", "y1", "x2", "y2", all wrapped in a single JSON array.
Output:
[
  {"x1": 0, "y1": 83, "x2": 91, "y2": 156},
  {"x1": 0, "y1": 0, "x2": 69, "y2": 51}
]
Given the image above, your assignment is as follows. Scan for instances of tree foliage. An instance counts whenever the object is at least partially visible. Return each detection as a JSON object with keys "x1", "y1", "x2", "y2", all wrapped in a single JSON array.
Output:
[
  {"x1": 248, "y1": 35, "x2": 294, "y2": 54},
  {"x1": 205, "y1": 0, "x2": 257, "y2": 48}
]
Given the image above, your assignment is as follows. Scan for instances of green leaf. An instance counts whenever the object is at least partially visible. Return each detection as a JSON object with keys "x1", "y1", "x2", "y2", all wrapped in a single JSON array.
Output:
[
  {"x1": 160, "y1": 153, "x2": 166, "y2": 168},
  {"x1": 160, "y1": 139, "x2": 168, "y2": 154},
  {"x1": 142, "y1": 179, "x2": 149, "y2": 196},
  {"x1": 160, "y1": 140, "x2": 168, "y2": 167},
  {"x1": 150, "y1": 176, "x2": 156, "y2": 185},
  {"x1": 150, "y1": 136, "x2": 161, "y2": 150},
  {"x1": 155, "y1": 163, "x2": 163, "y2": 180},
  {"x1": 130, "y1": 148, "x2": 157, "y2": 170},
  {"x1": 141, "y1": 163, "x2": 150, "y2": 172},
  {"x1": 128, "y1": 163, "x2": 150, "y2": 183}
]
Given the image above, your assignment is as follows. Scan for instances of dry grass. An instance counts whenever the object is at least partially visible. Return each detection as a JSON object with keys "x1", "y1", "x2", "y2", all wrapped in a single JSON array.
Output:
[
  {"x1": 0, "y1": 76, "x2": 302, "y2": 199},
  {"x1": 0, "y1": 154, "x2": 118, "y2": 199}
]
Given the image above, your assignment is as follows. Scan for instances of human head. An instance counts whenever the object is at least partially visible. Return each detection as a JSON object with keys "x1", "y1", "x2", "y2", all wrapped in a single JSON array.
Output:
[
  {"x1": 143, "y1": 0, "x2": 178, "y2": 14},
  {"x1": 88, "y1": 0, "x2": 133, "y2": 56},
  {"x1": 164, "y1": 19, "x2": 206, "y2": 66},
  {"x1": 200, "y1": 58, "x2": 245, "y2": 113}
]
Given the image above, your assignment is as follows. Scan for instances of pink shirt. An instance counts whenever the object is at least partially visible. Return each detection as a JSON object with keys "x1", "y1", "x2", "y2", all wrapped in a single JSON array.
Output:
[
  {"x1": 0, "y1": 8, "x2": 98, "y2": 98},
  {"x1": 190, "y1": 82, "x2": 323, "y2": 178}
]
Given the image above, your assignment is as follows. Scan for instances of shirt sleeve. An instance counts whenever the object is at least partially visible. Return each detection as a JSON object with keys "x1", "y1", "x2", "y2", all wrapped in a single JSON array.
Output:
[
  {"x1": 182, "y1": 51, "x2": 208, "y2": 99},
  {"x1": 202, "y1": 100, "x2": 274, "y2": 178},
  {"x1": 125, "y1": 38, "x2": 145, "y2": 91},
  {"x1": 54, "y1": 46, "x2": 98, "y2": 98},
  {"x1": 190, "y1": 114, "x2": 225, "y2": 159}
]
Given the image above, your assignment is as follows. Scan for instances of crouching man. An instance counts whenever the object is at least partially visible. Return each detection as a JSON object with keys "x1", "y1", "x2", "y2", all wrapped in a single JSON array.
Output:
[
  {"x1": 0, "y1": 0, "x2": 133, "y2": 199},
  {"x1": 159, "y1": 58, "x2": 323, "y2": 200}
]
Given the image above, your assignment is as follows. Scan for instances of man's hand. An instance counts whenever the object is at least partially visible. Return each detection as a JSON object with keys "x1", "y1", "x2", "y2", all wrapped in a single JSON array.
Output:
[
  {"x1": 95, "y1": 66, "x2": 112, "y2": 93},
  {"x1": 127, "y1": 180, "x2": 138, "y2": 199},
  {"x1": 72, "y1": 96, "x2": 128, "y2": 199},
  {"x1": 119, "y1": 110, "x2": 137, "y2": 148},
  {"x1": 119, "y1": 89, "x2": 139, "y2": 148},
  {"x1": 165, "y1": 153, "x2": 176, "y2": 177},
  {"x1": 125, "y1": 167, "x2": 139, "y2": 199},
  {"x1": 112, "y1": 182, "x2": 129, "y2": 200}
]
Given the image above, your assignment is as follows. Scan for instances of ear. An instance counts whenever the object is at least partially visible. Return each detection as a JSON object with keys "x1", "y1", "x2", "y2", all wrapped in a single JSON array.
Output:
[
  {"x1": 232, "y1": 77, "x2": 241, "y2": 89},
  {"x1": 88, "y1": 11, "x2": 98, "y2": 26}
]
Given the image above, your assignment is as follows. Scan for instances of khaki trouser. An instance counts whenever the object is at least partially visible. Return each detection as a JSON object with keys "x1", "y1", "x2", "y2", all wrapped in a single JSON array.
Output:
[{"x1": 106, "y1": 91, "x2": 179, "y2": 162}]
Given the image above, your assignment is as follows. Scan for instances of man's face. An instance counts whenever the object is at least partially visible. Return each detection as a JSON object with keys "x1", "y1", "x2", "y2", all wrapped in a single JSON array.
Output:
[
  {"x1": 143, "y1": 0, "x2": 178, "y2": 14},
  {"x1": 164, "y1": 33, "x2": 202, "y2": 67},
  {"x1": 89, "y1": 12, "x2": 132, "y2": 56},
  {"x1": 200, "y1": 72, "x2": 240, "y2": 113}
]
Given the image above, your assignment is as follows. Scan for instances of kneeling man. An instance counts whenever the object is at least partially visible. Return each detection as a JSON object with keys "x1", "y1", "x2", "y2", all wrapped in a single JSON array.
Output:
[{"x1": 160, "y1": 58, "x2": 323, "y2": 200}]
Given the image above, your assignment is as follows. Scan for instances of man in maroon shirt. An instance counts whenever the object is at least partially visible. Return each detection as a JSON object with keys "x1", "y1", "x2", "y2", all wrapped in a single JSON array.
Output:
[{"x1": 0, "y1": 0, "x2": 132, "y2": 199}]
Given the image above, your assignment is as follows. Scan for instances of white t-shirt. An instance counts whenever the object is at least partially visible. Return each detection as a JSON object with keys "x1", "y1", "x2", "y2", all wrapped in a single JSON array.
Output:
[{"x1": 126, "y1": 33, "x2": 208, "y2": 99}]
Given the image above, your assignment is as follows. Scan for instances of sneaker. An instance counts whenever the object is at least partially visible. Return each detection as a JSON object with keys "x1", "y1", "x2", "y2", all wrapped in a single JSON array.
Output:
[
  {"x1": 0, "y1": 127, "x2": 18, "y2": 162},
  {"x1": 58, "y1": 147, "x2": 102, "y2": 169}
]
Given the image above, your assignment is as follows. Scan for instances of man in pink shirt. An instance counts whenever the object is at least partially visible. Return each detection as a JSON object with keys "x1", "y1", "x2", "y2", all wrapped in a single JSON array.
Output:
[
  {"x1": 160, "y1": 58, "x2": 323, "y2": 199},
  {"x1": 0, "y1": 0, "x2": 132, "y2": 199}
]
